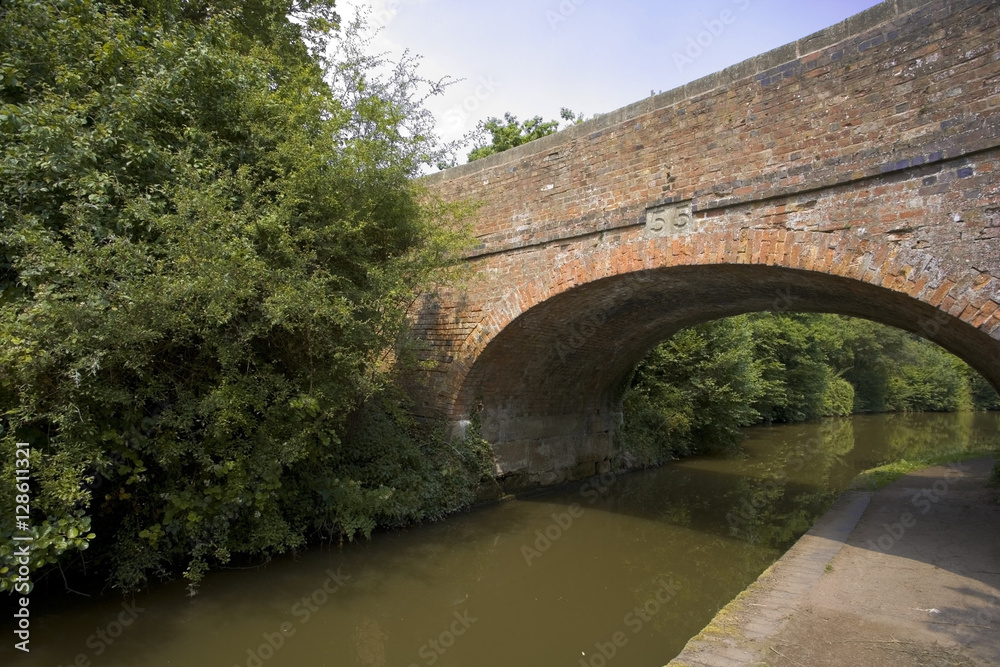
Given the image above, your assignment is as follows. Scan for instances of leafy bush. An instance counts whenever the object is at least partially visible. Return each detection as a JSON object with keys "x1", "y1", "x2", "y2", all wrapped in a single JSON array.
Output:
[
  {"x1": 884, "y1": 345, "x2": 971, "y2": 412},
  {"x1": 298, "y1": 390, "x2": 496, "y2": 542},
  {"x1": 619, "y1": 313, "x2": 994, "y2": 469},
  {"x1": 466, "y1": 108, "x2": 584, "y2": 163},
  {"x1": 969, "y1": 372, "x2": 1000, "y2": 411},
  {"x1": 821, "y1": 376, "x2": 855, "y2": 417},
  {"x1": 1, "y1": 0, "x2": 474, "y2": 593},
  {"x1": 617, "y1": 316, "x2": 765, "y2": 466}
]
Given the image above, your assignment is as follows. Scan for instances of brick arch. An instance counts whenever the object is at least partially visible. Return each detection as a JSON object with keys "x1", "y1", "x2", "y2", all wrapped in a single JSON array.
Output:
[
  {"x1": 440, "y1": 230, "x2": 1000, "y2": 488},
  {"x1": 453, "y1": 230, "x2": 1000, "y2": 413}
]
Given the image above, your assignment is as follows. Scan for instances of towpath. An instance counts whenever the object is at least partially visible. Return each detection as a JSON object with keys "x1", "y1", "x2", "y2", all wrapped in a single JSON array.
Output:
[{"x1": 668, "y1": 457, "x2": 1000, "y2": 667}]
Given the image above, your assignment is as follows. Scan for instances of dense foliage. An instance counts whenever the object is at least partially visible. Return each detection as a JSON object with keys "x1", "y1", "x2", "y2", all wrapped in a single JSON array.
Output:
[
  {"x1": 0, "y1": 0, "x2": 489, "y2": 594},
  {"x1": 466, "y1": 108, "x2": 583, "y2": 162},
  {"x1": 618, "y1": 313, "x2": 998, "y2": 467},
  {"x1": 617, "y1": 317, "x2": 767, "y2": 467}
]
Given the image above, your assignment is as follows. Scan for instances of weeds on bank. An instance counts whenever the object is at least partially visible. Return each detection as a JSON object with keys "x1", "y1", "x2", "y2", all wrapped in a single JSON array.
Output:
[{"x1": 848, "y1": 447, "x2": 998, "y2": 491}]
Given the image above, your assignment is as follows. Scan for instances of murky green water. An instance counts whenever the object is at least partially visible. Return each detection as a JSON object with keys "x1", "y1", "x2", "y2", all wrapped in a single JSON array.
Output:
[{"x1": 4, "y1": 412, "x2": 998, "y2": 667}]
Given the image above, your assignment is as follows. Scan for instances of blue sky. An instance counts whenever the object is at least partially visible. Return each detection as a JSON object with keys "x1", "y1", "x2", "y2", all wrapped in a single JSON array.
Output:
[{"x1": 340, "y1": 0, "x2": 884, "y2": 159}]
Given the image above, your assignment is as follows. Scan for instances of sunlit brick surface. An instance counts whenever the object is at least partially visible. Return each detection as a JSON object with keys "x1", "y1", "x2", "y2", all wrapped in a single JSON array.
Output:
[{"x1": 413, "y1": 0, "x2": 1000, "y2": 488}]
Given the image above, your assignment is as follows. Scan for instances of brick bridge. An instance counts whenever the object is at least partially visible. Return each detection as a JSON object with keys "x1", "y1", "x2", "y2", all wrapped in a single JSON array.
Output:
[{"x1": 413, "y1": 0, "x2": 1000, "y2": 489}]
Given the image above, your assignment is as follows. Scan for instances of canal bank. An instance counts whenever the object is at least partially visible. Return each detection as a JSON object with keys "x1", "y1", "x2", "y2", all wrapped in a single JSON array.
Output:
[{"x1": 667, "y1": 457, "x2": 1000, "y2": 667}]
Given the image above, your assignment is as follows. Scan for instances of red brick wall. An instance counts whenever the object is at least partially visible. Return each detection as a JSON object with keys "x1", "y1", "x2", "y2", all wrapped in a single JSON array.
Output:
[{"x1": 413, "y1": 0, "x2": 1000, "y2": 488}]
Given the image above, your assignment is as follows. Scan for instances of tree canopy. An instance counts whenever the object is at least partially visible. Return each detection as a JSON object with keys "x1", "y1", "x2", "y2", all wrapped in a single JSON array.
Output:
[
  {"x1": 466, "y1": 107, "x2": 584, "y2": 162},
  {"x1": 618, "y1": 313, "x2": 999, "y2": 468},
  {"x1": 0, "y1": 0, "x2": 487, "y2": 594}
]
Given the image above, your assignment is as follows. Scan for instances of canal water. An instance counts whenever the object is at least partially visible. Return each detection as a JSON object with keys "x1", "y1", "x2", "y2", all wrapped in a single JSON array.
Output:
[{"x1": 3, "y1": 412, "x2": 998, "y2": 667}]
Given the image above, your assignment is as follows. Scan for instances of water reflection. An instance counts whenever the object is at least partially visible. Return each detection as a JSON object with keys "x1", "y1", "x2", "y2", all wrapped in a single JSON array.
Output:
[
  {"x1": 725, "y1": 417, "x2": 855, "y2": 549},
  {"x1": 2, "y1": 413, "x2": 997, "y2": 666}
]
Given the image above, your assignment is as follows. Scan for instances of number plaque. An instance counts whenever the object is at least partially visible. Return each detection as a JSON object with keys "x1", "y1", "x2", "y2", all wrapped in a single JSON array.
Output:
[{"x1": 644, "y1": 202, "x2": 694, "y2": 238}]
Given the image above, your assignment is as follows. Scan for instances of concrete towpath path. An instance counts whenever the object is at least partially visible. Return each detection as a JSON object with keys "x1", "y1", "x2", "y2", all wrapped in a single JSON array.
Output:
[{"x1": 667, "y1": 457, "x2": 1000, "y2": 667}]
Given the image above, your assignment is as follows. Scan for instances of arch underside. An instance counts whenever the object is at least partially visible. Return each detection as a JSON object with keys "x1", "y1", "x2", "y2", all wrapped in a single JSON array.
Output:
[{"x1": 456, "y1": 264, "x2": 1000, "y2": 488}]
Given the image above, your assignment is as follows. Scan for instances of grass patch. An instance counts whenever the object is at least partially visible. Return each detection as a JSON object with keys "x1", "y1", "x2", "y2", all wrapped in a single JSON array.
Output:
[{"x1": 849, "y1": 448, "x2": 998, "y2": 491}]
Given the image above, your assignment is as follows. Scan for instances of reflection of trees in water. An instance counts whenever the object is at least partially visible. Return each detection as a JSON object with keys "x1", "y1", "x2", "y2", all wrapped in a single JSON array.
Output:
[
  {"x1": 346, "y1": 414, "x2": 998, "y2": 662},
  {"x1": 724, "y1": 413, "x2": 1000, "y2": 553},
  {"x1": 725, "y1": 477, "x2": 840, "y2": 552},
  {"x1": 875, "y1": 412, "x2": 999, "y2": 462},
  {"x1": 579, "y1": 412, "x2": 1000, "y2": 645},
  {"x1": 606, "y1": 413, "x2": 1000, "y2": 645},
  {"x1": 764, "y1": 417, "x2": 856, "y2": 478},
  {"x1": 588, "y1": 461, "x2": 804, "y2": 644},
  {"x1": 725, "y1": 417, "x2": 855, "y2": 550},
  {"x1": 599, "y1": 468, "x2": 704, "y2": 528}
]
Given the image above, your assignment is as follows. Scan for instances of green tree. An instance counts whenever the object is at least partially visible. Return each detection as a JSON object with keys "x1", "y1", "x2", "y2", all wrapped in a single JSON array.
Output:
[
  {"x1": 969, "y1": 371, "x2": 1000, "y2": 410},
  {"x1": 826, "y1": 317, "x2": 981, "y2": 413},
  {"x1": 617, "y1": 315, "x2": 766, "y2": 466},
  {"x1": 0, "y1": 0, "x2": 483, "y2": 594},
  {"x1": 467, "y1": 107, "x2": 583, "y2": 162},
  {"x1": 831, "y1": 318, "x2": 905, "y2": 412},
  {"x1": 883, "y1": 340, "x2": 972, "y2": 412},
  {"x1": 619, "y1": 312, "x2": 992, "y2": 468},
  {"x1": 746, "y1": 313, "x2": 847, "y2": 423}
]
